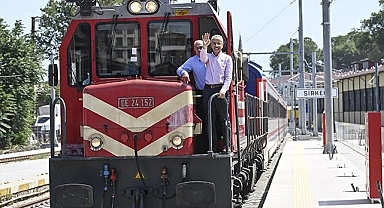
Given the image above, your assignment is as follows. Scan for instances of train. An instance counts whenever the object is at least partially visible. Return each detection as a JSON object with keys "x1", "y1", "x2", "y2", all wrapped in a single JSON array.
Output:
[{"x1": 48, "y1": 0, "x2": 288, "y2": 207}]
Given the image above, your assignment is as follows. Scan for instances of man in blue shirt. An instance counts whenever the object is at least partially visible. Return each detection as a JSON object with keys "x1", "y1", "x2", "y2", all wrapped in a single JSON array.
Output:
[
  {"x1": 176, "y1": 40, "x2": 206, "y2": 153},
  {"x1": 176, "y1": 40, "x2": 206, "y2": 91}
]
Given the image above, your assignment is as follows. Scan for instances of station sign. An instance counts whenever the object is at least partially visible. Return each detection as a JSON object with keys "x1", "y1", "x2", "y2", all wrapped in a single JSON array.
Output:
[{"x1": 296, "y1": 88, "x2": 338, "y2": 98}]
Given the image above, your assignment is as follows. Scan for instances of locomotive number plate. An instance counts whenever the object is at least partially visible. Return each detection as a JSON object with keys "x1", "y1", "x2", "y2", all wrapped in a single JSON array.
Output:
[
  {"x1": 175, "y1": 10, "x2": 189, "y2": 16},
  {"x1": 118, "y1": 97, "x2": 154, "y2": 109}
]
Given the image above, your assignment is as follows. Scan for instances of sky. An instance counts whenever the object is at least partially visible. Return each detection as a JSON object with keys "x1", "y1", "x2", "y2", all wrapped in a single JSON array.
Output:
[{"x1": 0, "y1": 0, "x2": 381, "y2": 71}]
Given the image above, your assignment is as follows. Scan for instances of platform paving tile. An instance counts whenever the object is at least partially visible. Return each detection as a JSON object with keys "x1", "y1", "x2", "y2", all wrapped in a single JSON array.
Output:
[{"x1": 262, "y1": 140, "x2": 382, "y2": 208}]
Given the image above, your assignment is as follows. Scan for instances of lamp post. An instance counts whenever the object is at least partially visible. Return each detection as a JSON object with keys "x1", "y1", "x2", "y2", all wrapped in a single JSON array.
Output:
[
  {"x1": 322, "y1": 0, "x2": 334, "y2": 153},
  {"x1": 298, "y1": 0, "x2": 306, "y2": 135},
  {"x1": 312, "y1": 52, "x2": 318, "y2": 136}
]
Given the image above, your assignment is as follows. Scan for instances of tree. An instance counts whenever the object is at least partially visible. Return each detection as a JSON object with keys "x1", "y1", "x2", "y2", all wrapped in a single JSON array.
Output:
[
  {"x1": 0, "y1": 19, "x2": 44, "y2": 148},
  {"x1": 0, "y1": 91, "x2": 16, "y2": 139},
  {"x1": 331, "y1": 33, "x2": 359, "y2": 70},
  {"x1": 355, "y1": 0, "x2": 384, "y2": 62},
  {"x1": 269, "y1": 37, "x2": 321, "y2": 76}
]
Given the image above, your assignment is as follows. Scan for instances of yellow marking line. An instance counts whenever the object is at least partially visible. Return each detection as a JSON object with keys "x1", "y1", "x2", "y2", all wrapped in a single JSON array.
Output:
[
  {"x1": 0, "y1": 177, "x2": 48, "y2": 197},
  {"x1": 292, "y1": 142, "x2": 317, "y2": 208}
]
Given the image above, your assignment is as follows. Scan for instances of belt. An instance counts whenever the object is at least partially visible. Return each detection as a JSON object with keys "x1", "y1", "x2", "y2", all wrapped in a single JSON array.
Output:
[{"x1": 205, "y1": 84, "x2": 223, "y2": 89}]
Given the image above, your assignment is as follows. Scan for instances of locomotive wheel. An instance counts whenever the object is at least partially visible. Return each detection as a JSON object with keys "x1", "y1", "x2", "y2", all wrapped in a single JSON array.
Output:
[{"x1": 233, "y1": 176, "x2": 243, "y2": 195}]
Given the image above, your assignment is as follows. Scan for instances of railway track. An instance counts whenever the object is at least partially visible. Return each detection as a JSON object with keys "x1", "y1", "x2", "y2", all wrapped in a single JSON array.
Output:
[
  {"x1": 0, "y1": 185, "x2": 50, "y2": 208},
  {"x1": 0, "y1": 153, "x2": 49, "y2": 164},
  {"x1": 7, "y1": 193, "x2": 50, "y2": 208},
  {"x1": 0, "y1": 148, "x2": 60, "y2": 164}
]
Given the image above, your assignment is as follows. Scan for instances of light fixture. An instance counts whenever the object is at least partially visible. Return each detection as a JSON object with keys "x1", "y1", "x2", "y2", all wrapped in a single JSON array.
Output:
[
  {"x1": 89, "y1": 133, "x2": 104, "y2": 151},
  {"x1": 145, "y1": 1, "x2": 158, "y2": 13},
  {"x1": 127, "y1": 0, "x2": 160, "y2": 14},
  {"x1": 128, "y1": 1, "x2": 142, "y2": 13},
  {"x1": 170, "y1": 132, "x2": 185, "y2": 149}
]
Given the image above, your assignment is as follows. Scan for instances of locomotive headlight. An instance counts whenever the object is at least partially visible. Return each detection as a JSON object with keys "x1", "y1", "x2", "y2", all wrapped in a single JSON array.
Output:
[
  {"x1": 89, "y1": 134, "x2": 104, "y2": 151},
  {"x1": 170, "y1": 132, "x2": 185, "y2": 149},
  {"x1": 129, "y1": 1, "x2": 142, "y2": 13},
  {"x1": 172, "y1": 136, "x2": 182, "y2": 146},
  {"x1": 145, "y1": 1, "x2": 158, "y2": 13},
  {"x1": 127, "y1": 0, "x2": 159, "y2": 14}
]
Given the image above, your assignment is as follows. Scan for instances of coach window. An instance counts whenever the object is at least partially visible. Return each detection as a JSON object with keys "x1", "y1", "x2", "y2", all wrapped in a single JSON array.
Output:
[
  {"x1": 342, "y1": 91, "x2": 350, "y2": 112},
  {"x1": 67, "y1": 23, "x2": 91, "y2": 87},
  {"x1": 361, "y1": 89, "x2": 366, "y2": 111},
  {"x1": 354, "y1": 89, "x2": 360, "y2": 111},
  {"x1": 147, "y1": 21, "x2": 192, "y2": 76},
  {"x1": 96, "y1": 23, "x2": 140, "y2": 77},
  {"x1": 348, "y1": 91, "x2": 354, "y2": 112},
  {"x1": 367, "y1": 88, "x2": 373, "y2": 111}
]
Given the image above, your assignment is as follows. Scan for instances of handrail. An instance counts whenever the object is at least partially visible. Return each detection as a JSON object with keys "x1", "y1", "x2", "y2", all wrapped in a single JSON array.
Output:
[
  {"x1": 207, "y1": 93, "x2": 219, "y2": 157},
  {"x1": 207, "y1": 93, "x2": 230, "y2": 157},
  {"x1": 50, "y1": 97, "x2": 67, "y2": 158}
]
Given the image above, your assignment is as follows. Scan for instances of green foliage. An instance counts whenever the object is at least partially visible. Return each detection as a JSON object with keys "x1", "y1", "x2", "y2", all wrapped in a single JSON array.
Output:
[
  {"x1": 269, "y1": 37, "x2": 321, "y2": 75},
  {"x1": 0, "y1": 19, "x2": 44, "y2": 148},
  {"x1": 0, "y1": 90, "x2": 16, "y2": 139},
  {"x1": 331, "y1": 34, "x2": 359, "y2": 69},
  {"x1": 359, "y1": 9, "x2": 384, "y2": 62},
  {"x1": 98, "y1": 0, "x2": 124, "y2": 6},
  {"x1": 34, "y1": 0, "x2": 75, "y2": 59},
  {"x1": 379, "y1": 0, "x2": 384, "y2": 10},
  {"x1": 329, "y1": 1, "x2": 384, "y2": 65}
]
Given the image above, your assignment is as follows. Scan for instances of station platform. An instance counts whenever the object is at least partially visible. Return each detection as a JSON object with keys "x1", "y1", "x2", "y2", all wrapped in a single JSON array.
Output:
[
  {"x1": 262, "y1": 138, "x2": 383, "y2": 208},
  {"x1": 0, "y1": 147, "x2": 55, "y2": 204},
  {"x1": 0, "y1": 175, "x2": 49, "y2": 200}
]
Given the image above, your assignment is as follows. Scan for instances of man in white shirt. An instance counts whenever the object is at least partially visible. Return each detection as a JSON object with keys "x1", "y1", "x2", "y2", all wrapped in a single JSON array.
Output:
[{"x1": 200, "y1": 33, "x2": 233, "y2": 152}]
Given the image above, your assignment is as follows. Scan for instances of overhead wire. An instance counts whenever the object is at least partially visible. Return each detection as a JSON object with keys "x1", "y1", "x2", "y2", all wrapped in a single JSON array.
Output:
[
  {"x1": 278, "y1": 29, "x2": 299, "y2": 50},
  {"x1": 256, "y1": 29, "x2": 298, "y2": 70},
  {"x1": 244, "y1": 0, "x2": 297, "y2": 45},
  {"x1": 283, "y1": 29, "x2": 298, "y2": 55}
]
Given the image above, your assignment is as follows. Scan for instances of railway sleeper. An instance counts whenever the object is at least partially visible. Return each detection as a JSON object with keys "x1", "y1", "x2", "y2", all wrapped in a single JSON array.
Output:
[{"x1": 0, "y1": 184, "x2": 49, "y2": 207}]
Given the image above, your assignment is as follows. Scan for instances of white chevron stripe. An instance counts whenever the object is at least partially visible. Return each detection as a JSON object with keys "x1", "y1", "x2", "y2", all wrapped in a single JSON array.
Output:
[
  {"x1": 83, "y1": 123, "x2": 193, "y2": 156},
  {"x1": 237, "y1": 101, "x2": 245, "y2": 109},
  {"x1": 238, "y1": 117, "x2": 245, "y2": 125},
  {"x1": 83, "y1": 91, "x2": 193, "y2": 132},
  {"x1": 84, "y1": 126, "x2": 135, "y2": 156},
  {"x1": 139, "y1": 123, "x2": 193, "y2": 155}
]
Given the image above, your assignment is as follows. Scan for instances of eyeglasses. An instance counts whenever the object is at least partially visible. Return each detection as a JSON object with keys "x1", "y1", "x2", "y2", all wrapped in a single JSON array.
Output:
[{"x1": 195, "y1": 46, "x2": 203, "y2": 50}]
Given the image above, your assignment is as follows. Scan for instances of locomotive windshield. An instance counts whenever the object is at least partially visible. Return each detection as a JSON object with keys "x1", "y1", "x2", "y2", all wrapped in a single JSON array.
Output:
[
  {"x1": 148, "y1": 21, "x2": 192, "y2": 76},
  {"x1": 67, "y1": 23, "x2": 91, "y2": 87},
  {"x1": 96, "y1": 22, "x2": 141, "y2": 77}
]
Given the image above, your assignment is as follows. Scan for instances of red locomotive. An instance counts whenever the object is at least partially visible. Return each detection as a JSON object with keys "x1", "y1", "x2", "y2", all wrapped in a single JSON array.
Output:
[{"x1": 48, "y1": 0, "x2": 288, "y2": 207}]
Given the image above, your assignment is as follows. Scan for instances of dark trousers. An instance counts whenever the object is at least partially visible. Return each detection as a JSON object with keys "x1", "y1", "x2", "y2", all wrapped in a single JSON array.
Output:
[{"x1": 203, "y1": 85, "x2": 229, "y2": 152}]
